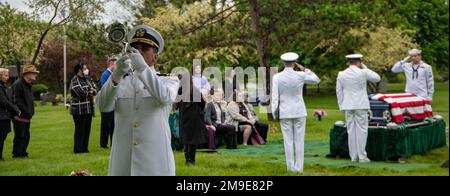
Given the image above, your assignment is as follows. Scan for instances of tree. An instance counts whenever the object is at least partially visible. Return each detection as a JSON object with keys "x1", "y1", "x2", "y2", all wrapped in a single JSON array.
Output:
[
  {"x1": 349, "y1": 26, "x2": 419, "y2": 74},
  {"x1": 39, "y1": 36, "x2": 110, "y2": 92},
  {"x1": 127, "y1": 0, "x2": 448, "y2": 89},
  {"x1": 138, "y1": 1, "x2": 252, "y2": 73},
  {"x1": 348, "y1": 26, "x2": 419, "y2": 93},
  {"x1": 138, "y1": 0, "x2": 167, "y2": 18},
  {"x1": 399, "y1": 0, "x2": 449, "y2": 81},
  {"x1": 26, "y1": 0, "x2": 106, "y2": 65},
  {"x1": 0, "y1": 3, "x2": 39, "y2": 68},
  {"x1": 361, "y1": 0, "x2": 449, "y2": 81},
  {"x1": 36, "y1": 22, "x2": 121, "y2": 93}
]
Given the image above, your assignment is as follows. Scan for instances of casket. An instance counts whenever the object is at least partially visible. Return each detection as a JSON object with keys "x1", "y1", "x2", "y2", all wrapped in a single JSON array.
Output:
[
  {"x1": 369, "y1": 93, "x2": 433, "y2": 127},
  {"x1": 368, "y1": 99, "x2": 392, "y2": 126}
]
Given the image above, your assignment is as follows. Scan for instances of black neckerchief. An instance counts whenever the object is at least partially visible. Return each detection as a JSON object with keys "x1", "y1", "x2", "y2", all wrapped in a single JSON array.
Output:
[{"x1": 412, "y1": 63, "x2": 421, "y2": 80}]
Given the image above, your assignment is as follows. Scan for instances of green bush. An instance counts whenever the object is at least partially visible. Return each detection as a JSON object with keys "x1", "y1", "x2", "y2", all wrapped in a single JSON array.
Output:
[
  {"x1": 32, "y1": 84, "x2": 49, "y2": 101},
  {"x1": 55, "y1": 94, "x2": 71, "y2": 103}
]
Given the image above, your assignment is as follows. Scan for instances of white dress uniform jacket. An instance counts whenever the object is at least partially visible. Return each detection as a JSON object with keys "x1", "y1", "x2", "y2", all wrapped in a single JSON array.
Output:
[
  {"x1": 97, "y1": 67, "x2": 179, "y2": 176},
  {"x1": 336, "y1": 66, "x2": 381, "y2": 111},
  {"x1": 271, "y1": 68, "x2": 321, "y2": 119},
  {"x1": 391, "y1": 61, "x2": 434, "y2": 101}
]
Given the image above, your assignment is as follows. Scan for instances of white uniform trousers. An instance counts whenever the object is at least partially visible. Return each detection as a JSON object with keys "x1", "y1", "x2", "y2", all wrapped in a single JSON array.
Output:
[
  {"x1": 345, "y1": 109, "x2": 369, "y2": 162},
  {"x1": 280, "y1": 117, "x2": 306, "y2": 173}
]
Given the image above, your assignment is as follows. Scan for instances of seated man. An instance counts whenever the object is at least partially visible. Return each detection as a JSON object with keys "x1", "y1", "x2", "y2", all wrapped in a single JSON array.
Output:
[{"x1": 205, "y1": 89, "x2": 237, "y2": 149}]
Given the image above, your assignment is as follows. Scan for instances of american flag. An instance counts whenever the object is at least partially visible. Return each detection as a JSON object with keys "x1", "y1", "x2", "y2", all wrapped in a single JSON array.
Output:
[{"x1": 371, "y1": 93, "x2": 433, "y2": 123}]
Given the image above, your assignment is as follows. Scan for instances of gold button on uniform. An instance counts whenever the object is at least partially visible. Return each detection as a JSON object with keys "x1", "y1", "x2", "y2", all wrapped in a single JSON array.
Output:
[
  {"x1": 133, "y1": 140, "x2": 140, "y2": 146},
  {"x1": 133, "y1": 123, "x2": 140, "y2": 128}
]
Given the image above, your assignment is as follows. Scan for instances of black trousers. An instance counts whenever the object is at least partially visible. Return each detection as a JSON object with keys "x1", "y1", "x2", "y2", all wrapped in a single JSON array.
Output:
[
  {"x1": 0, "y1": 134, "x2": 5, "y2": 159},
  {"x1": 73, "y1": 115, "x2": 93, "y2": 153},
  {"x1": 184, "y1": 144, "x2": 197, "y2": 165},
  {"x1": 216, "y1": 124, "x2": 237, "y2": 149},
  {"x1": 0, "y1": 120, "x2": 11, "y2": 159},
  {"x1": 100, "y1": 112, "x2": 115, "y2": 148},
  {"x1": 13, "y1": 120, "x2": 31, "y2": 157}
]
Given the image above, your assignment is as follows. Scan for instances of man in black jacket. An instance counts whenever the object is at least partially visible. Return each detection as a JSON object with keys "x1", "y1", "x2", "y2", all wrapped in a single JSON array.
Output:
[
  {"x1": 205, "y1": 89, "x2": 237, "y2": 149},
  {"x1": 0, "y1": 68, "x2": 21, "y2": 160},
  {"x1": 12, "y1": 65, "x2": 39, "y2": 158}
]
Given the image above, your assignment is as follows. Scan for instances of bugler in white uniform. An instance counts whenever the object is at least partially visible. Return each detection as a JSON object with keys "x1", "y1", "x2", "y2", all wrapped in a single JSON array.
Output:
[
  {"x1": 97, "y1": 25, "x2": 180, "y2": 176},
  {"x1": 336, "y1": 54, "x2": 381, "y2": 163},
  {"x1": 272, "y1": 52, "x2": 320, "y2": 173}
]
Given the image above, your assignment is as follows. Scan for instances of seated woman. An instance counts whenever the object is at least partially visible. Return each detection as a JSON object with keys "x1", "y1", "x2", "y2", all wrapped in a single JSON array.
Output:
[
  {"x1": 244, "y1": 93, "x2": 269, "y2": 142},
  {"x1": 205, "y1": 89, "x2": 237, "y2": 149},
  {"x1": 227, "y1": 92, "x2": 265, "y2": 146}
]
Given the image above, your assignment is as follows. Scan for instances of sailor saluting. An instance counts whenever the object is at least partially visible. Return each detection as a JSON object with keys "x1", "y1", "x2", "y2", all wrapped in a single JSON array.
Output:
[
  {"x1": 336, "y1": 54, "x2": 381, "y2": 163},
  {"x1": 391, "y1": 49, "x2": 434, "y2": 101},
  {"x1": 272, "y1": 52, "x2": 320, "y2": 173}
]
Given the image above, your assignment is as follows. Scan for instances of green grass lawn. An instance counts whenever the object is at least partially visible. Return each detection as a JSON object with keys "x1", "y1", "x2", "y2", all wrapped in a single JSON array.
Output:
[{"x1": 0, "y1": 83, "x2": 448, "y2": 176}]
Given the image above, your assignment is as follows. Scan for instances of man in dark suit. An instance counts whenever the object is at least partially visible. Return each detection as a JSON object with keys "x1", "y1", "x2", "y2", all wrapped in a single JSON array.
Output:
[
  {"x1": 205, "y1": 89, "x2": 237, "y2": 149},
  {"x1": 12, "y1": 65, "x2": 39, "y2": 158}
]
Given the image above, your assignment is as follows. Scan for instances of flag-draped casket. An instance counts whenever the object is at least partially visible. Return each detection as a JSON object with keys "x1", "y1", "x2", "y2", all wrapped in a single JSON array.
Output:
[{"x1": 369, "y1": 93, "x2": 433, "y2": 126}]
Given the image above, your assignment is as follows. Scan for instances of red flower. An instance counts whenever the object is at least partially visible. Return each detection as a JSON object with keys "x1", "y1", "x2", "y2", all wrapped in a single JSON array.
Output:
[{"x1": 70, "y1": 169, "x2": 91, "y2": 176}]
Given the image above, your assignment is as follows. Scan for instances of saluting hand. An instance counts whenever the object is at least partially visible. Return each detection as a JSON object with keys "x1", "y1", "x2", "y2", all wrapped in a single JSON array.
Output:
[
  {"x1": 401, "y1": 56, "x2": 410, "y2": 64},
  {"x1": 296, "y1": 63, "x2": 305, "y2": 71}
]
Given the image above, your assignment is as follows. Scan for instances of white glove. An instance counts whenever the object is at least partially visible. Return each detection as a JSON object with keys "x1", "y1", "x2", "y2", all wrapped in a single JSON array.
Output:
[
  {"x1": 130, "y1": 48, "x2": 149, "y2": 73},
  {"x1": 401, "y1": 56, "x2": 410, "y2": 64},
  {"x1": 111, "y1": 55, "x2": 131, "y2": 84}
]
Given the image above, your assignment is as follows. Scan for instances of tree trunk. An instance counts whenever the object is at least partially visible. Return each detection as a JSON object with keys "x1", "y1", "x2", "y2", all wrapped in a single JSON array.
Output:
[
  {"x1": 15, "y1": 64, "x2": 22, "y2": 80},
  {"x1": 31, "y1": 29, "x2": 51, "y2": 65},
  {"x1": 53, "y1": 64, "x2": 63, "y2": 93},
  {"x1": 248, "y1": 0, "x2": 274, "y2": 121}
]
